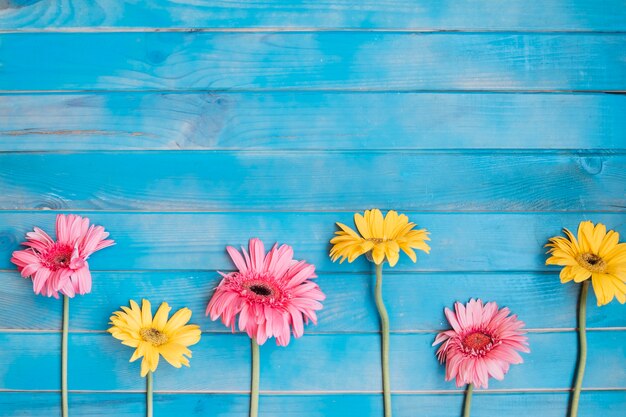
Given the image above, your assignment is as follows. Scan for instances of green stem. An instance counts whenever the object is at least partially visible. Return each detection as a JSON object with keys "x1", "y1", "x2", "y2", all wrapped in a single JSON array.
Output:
[
  {"x1": 62, "y1": 295, "x2": 69, "y2": 417},
  {"x1": 463, "y1": 383, "x2": 473, "y2": 417},
  {"x1": 375, "y1": 262, "x2": 392, "y2": 417},
  {"x1": 250, "y1": 338, "x2": 260, "y2": 417},
  {"x1": 570, "y1": 281, "x2": 589, "y2": 417},
  {"x1": 146, "y1": 371, "x2": 153, "y2": 417}
]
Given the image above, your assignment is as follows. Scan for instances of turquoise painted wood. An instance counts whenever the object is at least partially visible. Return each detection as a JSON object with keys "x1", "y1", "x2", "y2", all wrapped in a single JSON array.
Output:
[
  {"x1": 1, "y1": 2, "x2": 625, "y2": 416},
  {"x1": 2, "y1": 93, "x2": 626, "y2": 151},
  {"x1": 0, "y1": 213, "x2": 624, "y2": 272},
  {"x1": 2, "y1": 271, "x2": 626, "y2": 331},
  {"x1": 2, "y1": 0, "x2": 626, "y2": 31},
  {"x1": 1, "y1": 33, "x2": 626, "y2": 91},
  {"x1": 1, "y1": 152, "x2": 625, "y2": 211},
  {"x1": 1, "y1": 331, "x2": 625, "y2": 391},
  {"x1": 1, "y1": 392, "x2": 625, "y2": 417}
]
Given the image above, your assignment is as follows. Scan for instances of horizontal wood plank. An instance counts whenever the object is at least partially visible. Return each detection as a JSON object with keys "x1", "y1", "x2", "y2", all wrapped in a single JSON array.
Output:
[
  {"x1": 0, "y1": 331, "x2": 624, "y2": 391},
  {"x1": 1, "y1": 212, "x2": 624, "y2": 272},
  {"x1": 1, "y1": 271, "x2": 624, "y2": 331},
  {"x1": 2, "y1": 92, "x2": 626, "y2": 151},
  {"x1": 0, "y1": 391, "x2": 625, "y2": 417},
  {"x1": 1, "y1": 33, "x2": 625, "y2": 91},
  {"x1": 1, "y1": 152, "x2": 625, "y2": 211},
  {"x1": 2, "y1": 0, "x2": 626, "y2": 31}
]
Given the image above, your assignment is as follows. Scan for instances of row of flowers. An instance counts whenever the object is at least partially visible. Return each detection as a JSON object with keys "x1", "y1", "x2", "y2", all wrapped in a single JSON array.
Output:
[{"x1": 10, "y1": 211, "x2": 626, "y2": 417}]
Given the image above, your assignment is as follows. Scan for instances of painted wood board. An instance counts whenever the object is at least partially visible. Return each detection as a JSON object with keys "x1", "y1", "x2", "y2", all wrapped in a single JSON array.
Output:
[
  {"x1": 1, "y1": 212, "x2": 624, "y2": 272},
  {"x1": 1, "y1": 391, "x2": 624, "y2": 417},
  {"x1": 1, "y1": 271, "x2": 625, "y2": 331},
  {"x1": 0, "y1": 331, "x2": 624, "y2": 391},
  {"x1": 2, "y1": 0, "x2": 626, "y2": 31},
  {"x1": 2, "y1": 33, "x2": 626, "y2": 91},
  {"x1": 1, "y1": 152, "x2": 624, "y2": 211},
  {"x1": 2, "y1": 92, "x2": 626, "y2": 151}
]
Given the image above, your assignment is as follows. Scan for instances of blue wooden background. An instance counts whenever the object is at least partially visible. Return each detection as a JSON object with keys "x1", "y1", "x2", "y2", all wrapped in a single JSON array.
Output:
[{"x1": 1, "y1": 1, "x2": 625, "y2": 416}]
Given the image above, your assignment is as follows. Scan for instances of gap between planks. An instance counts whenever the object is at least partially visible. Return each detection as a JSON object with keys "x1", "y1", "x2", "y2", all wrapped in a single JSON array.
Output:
[
  {"x1": 1, "y1": 328, "x2": 624, "y2": 334},
  {"x1": 0, "y1": 149, "x2": 625, "y2": 155},
  {"x1": 1, "y1": 388, "x2": 625, "y2": 395},
  {"x1": 0, "y1": 90, "x2": 625, "y2": 96},
  {"x1": 1, "y1": 28, "x2": 626, "y2": 34},
  {"x1": 1, "y1": 89, "x2": 625, "y2": 95}
]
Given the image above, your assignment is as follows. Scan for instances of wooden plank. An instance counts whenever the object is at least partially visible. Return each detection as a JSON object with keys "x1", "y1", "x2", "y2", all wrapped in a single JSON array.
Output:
[
  {"x1": 2, "y1": 92, "x2": 626, "y2": 151},
  {"x1": 0, "y1": 331, "x2": 624, "y2": 391},
  {"x1": 0, "y1": 391, "x2": 624, "y2": 417},
  {"x1": 2, "y1": 271, "x2": 624, "y2": 331},
  {"x1": 1, "y1": 152, "x2": 625, "y2": 211},
  {"x1": 1, "y1": 33, "x2": 625, "y2": 91},
  {"x1": 2, "y1": 0, "x2": 626, "y2": 31},
  {"x1": 1, "y1": 212, "x2": 624, "y2": 272}
]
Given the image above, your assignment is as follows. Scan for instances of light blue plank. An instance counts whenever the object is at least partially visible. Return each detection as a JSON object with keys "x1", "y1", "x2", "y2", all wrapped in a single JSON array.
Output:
[
  {"x1": 1, "y1": 391, "x2": 625, "y2": 417},
  {"x1": 2, "y1": 0, "x2": 626, "y2": 31},
  {"x1": 1, "y1": 212, "x2": 624, "y2": 272},
  {"x1": 2, "y1": 92, "x2": 626, "y2": 151},
  {"x1": 0, "y1": 332, "x2": 624, "y2": 391},
  {"x1": 1, "y1": 152, "x2": 625, "y2": 211},
  {"x1": 2, "y1": 271, "x2": 624, "y2": 331},
  {"x1": 1, "y1": 33, "x2": 625, "y2": 91}
]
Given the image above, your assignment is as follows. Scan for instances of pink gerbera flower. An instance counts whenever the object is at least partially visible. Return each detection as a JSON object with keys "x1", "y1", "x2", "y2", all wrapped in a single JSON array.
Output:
[
  {"x1": 433, "y1": 299, "x2": 529, "y2": 389},
  {"x1": 11, "y1": 214, "x2": 114, "y2": 298},
  {"x1": 207, "y1": 238, "x2": 325, "y2": 346}
]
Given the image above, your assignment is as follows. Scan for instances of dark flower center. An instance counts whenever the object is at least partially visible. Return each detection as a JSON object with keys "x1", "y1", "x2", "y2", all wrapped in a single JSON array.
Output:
[
  {"x1": 43, "y1": 243, "x2": 74, "y2": 271},
  {"x1": 249, "y1": 284, "x2": 272, "y2": 296},
  {"x1": 576, "y1": 252, "x2": 607, "y2": 273},
  {"x1": 463, "y1": 332, "x2": 492, "y2": 351},
  {"x1": 140, "y1": 328, "x2": 168, "y2": 346}
]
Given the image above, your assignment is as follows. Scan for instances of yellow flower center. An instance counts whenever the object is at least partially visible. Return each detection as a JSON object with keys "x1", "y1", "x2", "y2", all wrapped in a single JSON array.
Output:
[
  {"x1": 367, "y1": 238, "x2": 385, "y2": 243},
  {"x1": 140, "y1": 328, "x2": 168, "y2": 346},
  {"x1": 576, "y1": 252, "x2": 607, "y2": 273}
]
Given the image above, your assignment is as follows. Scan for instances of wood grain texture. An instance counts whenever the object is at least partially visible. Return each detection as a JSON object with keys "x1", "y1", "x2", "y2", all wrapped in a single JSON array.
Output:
[
  {"x1": 1, "y1": 391, "x2": 625, "y2": 417},
  {"x1": 1, "y1": 331, "x2": 624, "y2": 391},
  {"x1": 2, "y1": 271, "x2": 625, "y2": 331},
  {"x1": 2, "y1": 0, "x2": 626, "y2": 31},
  {"x1": 2, "y1": 33, "x2": 626, "y2": 91},
  {"x1": 1, "y1": 212, "x2": 624, "y2": 272},
  {"x1": 1, "y1": 1, "x2": 625, "y2": 413},
  {"x1": 2, "y1": 92, "x2": 626, "y2": 151},
  {"x1": 1, "y1": 152, "x2": 625, "y2": 211}
]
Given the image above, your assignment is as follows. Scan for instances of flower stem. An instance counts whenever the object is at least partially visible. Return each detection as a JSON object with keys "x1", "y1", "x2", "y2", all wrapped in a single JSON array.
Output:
[
  {"x1": 570, "y1": 280, "x2": 589, "y2": 417},
  {"x1": 375, "y1": 262, "x2": 392, "y2": 417},
  {"x1": 463, "y1": 383, "x2": 473, "y2": 417},
  {"x1": 250, "y1": 338, "x2": 260, "y2": 417},
  {"x1": 146, "y1": 371, "x2": 153, "y2": 417},
  {"x1": 62, "y1": 295, "x2": 69, "y2": 417}
]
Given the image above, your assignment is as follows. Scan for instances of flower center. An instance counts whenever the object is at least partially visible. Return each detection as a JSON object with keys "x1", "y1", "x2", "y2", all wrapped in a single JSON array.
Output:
[
  {"x1": 140, "y1": 328, "x2": 168, "y2": 346},
  {"x1": 249, "y1": 284, "x2": 273, "y2": 297},
  {"x1": 463, "y1": 331, "x2": 493, "y2": 351},
  {"x1": 367, "y1": 238, "x2": 385, "y2": 244},
  {"x1": 43, "y1": 243, "x2": 74, "y2": 271},
  {"x1": 576, "y1": 252, "x2": 607, "y2": 273}
]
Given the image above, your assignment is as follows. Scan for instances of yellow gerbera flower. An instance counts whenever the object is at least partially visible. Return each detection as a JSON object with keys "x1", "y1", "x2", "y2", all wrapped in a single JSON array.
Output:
[
  {"x1": 546, "y1": 221, "x2": 626, "y2": 306},
  {"x1": 108, "y1": 299, "x2": 201, "y2": 377},
  {"x1": 330, "y1": 209, "x2": 430, "y2": 267}
]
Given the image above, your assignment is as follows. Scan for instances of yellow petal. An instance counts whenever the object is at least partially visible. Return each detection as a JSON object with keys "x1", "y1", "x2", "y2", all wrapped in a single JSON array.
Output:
[
  {"x1": 370, "y1": 209, "x2": 384, "y2": 238},
  {"x1": 371, "y1": 244, "x2": 385, "y2": 265},
  {"x1": 140, "y1": 357, "x2": 150, "y2": 377},
  {"x1": 152, "y1": 302, "x2": 171, "y2": 331},
  {"x1": 159, "y1": 342, "x2": 192, "y2": 368},
  {"x1": 163, "y1": 308, "x2": 192, "y2": 333},
  {"x1": 141, "y1": 299, "x2": 153, "y2": 328},
  {"x1": 170, "y1": 325, "x2": 202, "y2": 347},
  {"x1": 353, "y1": 212, "x2": 371, "y2": 239}
]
